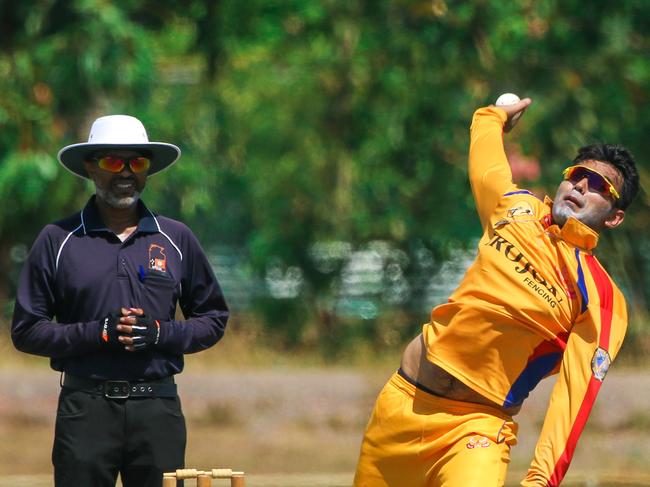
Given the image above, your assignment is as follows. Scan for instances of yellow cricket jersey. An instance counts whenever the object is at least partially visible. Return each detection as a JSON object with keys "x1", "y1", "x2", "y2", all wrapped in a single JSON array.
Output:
[{"x1": 422, "y1": 107, "x2": 628, "y2": 486}]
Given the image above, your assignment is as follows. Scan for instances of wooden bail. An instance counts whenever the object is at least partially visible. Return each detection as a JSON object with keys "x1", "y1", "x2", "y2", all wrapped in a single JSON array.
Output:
[{"x1": 211, "y1": 468, "x2": 233, "y2": 478}]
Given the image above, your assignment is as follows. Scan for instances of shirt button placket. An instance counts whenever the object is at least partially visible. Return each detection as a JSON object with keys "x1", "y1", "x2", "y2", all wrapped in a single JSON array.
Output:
[{"x1": 118, "y1": 254, "x2": 127, "y2": 277}]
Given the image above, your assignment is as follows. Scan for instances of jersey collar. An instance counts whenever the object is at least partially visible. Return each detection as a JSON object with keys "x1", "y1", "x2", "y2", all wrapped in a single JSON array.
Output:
[
  {"x1": 82, "y1": 195, "x2": 159, "y2": 235},
  {"x1": 544, "y1": 196, "x2": 599, "y2": 251}
]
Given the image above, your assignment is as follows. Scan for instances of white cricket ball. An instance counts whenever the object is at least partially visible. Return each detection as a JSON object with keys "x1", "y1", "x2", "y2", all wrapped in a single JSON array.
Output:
[{"x1": 495, "y1": 93, "x2": 521, "y2": 106}]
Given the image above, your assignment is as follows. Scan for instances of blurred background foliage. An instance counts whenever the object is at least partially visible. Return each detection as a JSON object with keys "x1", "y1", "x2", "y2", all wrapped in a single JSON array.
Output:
[{"x1": 1, "y1": 0, "x2": 648, "y2": 359}]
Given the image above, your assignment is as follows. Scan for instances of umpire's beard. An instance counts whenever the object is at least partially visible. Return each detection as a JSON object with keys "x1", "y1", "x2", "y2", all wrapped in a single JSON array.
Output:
[{"x1": 96, "y1": 187, "x2": 141, "y2": 210}]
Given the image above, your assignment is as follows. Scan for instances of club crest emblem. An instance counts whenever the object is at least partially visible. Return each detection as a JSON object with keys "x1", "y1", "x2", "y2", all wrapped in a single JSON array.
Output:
[
  {"x1": 148, "y1": 244, "x2": 167, "y2": 272},
  {"x1": 466, "y1": 435, "x2": 491, "y2": 449},
  {"x1": 591, "y1": 347, "x2": 611, "y2": 381}
]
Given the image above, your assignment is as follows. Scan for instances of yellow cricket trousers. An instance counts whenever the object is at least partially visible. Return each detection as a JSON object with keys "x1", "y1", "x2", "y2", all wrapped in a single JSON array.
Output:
[{"x1": 353, "y1": 370, "x2": 518, "y2": 487}]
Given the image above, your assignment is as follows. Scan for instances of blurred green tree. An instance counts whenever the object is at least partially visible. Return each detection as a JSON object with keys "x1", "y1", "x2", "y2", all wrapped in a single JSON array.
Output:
[{"x1": 0, "y1": 0, "x2": 648, "y2": 353}]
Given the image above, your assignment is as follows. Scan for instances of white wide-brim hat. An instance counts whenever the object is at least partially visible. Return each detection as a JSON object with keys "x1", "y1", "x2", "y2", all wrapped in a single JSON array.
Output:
[{"x1": 58, "y1": 114, "x2": 181, "y2": 179}]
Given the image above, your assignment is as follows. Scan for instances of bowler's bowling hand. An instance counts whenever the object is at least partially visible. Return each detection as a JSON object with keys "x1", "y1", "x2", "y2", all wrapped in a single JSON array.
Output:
[{"x1": 500, "y1": 98, "x2": 532, "y2": 133}]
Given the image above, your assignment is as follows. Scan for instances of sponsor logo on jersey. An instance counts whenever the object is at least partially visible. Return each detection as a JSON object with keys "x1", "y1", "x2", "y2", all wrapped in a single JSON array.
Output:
[
  {"x1": 466, "y1": 435, "x2": 491, "y2": 449},
  {"x1": 487, "y1": 233, "x2": 563, "y2": 308},
  {"x1": 591, "y1": 347, "x2": 611, "y2": 381}
]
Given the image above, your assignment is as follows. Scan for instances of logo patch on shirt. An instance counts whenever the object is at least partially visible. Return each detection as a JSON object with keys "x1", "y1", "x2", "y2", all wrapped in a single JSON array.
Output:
[
  {"x1": 148, "y1": 244, "x2": 167, "y2": 273},
  {"x1": 507, "y1": 201, "x2": 535, "y2": 219},
  {"x1": 591, "y1": 347, "x2": 611, "y2": 381},
  {"x1": 466, "y1": 435, "x2": 491, "y2": 449}
]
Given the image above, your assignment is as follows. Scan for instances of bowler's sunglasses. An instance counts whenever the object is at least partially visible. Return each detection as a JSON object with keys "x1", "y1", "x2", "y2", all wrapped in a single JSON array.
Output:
[
  {"x1": 562, "y1": 165, "x2": 620, "y2": 200},
  {"x1": 95, "y1": 156, "x2": 151, "y2": 174}
]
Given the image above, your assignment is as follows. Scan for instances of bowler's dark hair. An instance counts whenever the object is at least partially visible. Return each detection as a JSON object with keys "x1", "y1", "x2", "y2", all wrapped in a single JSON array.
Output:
[{"x1": 572, "y1": 144, "x2": 639, "y2": 210}]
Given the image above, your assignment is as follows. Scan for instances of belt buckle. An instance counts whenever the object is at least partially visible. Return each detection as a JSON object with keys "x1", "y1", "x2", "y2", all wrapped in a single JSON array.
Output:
[{"x1": 104, "y1": 380, "x2": 131, "y2": 399}]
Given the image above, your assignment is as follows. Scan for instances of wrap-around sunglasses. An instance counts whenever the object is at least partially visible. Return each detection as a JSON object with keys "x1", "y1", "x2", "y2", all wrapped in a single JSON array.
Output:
[
  {"x1": 94, "y1": 155, "x2": 151, "y2": 174},
  {"x1": 562, "y1": 165, "x2": 620, "y2": 200}
]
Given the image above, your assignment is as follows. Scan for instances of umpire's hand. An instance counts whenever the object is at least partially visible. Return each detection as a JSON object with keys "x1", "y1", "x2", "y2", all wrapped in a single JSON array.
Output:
[{"x1": 117, "y1": 307, "x2": 161, "y2": 352}]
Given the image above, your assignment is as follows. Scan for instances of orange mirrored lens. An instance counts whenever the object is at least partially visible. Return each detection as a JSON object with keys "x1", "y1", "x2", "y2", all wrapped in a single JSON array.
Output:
[
  {"x1": 97, "y1": 156, "x2": 125, "y2": 173},
  {"x1": 129, "y1": 157, "x2": 151, "y2": 173},
  {"x1": 97, "y1": 156, "x2": 151, "y2": 174}
]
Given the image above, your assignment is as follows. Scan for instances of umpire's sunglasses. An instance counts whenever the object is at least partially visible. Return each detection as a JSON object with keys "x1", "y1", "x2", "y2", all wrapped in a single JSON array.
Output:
[
  {"x1": 562, "y1": 165, "x2": 620, "y2": 200},
  {"x1": 95, "y1": 155, "x2": 151, "y2": 174}
]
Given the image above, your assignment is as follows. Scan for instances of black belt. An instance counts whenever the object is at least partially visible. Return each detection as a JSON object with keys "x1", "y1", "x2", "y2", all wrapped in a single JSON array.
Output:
[
  {"x1": 62, "y1": 373, "x2": 177, "y2": 399},
  {"x1": 397, "y1": 367, "x2": 444, "y2": 398}
]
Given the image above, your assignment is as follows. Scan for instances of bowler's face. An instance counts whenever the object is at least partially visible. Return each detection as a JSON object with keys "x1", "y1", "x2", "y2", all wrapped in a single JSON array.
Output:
[
  {"x1": 84, "y1": 150, "x2": 148, "y2": 209},
  {"x1": 552, "y1": 160, "x2": 624, "y2": 232}
]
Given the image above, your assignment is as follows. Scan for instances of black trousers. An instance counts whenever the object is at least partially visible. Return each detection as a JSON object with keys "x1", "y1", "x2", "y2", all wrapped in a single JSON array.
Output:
[{"x1": 53, "y1": 387, "x2": 186, "y2": 487}]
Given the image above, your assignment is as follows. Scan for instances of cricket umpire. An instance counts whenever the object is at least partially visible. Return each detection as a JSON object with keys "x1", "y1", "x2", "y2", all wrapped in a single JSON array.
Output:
[{"x1": 11, "y1": 115, "x2": 229, "y2": 486}]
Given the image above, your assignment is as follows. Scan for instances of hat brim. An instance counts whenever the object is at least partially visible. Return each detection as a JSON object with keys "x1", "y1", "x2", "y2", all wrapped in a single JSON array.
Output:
[{"x1": 58, "y1": 142, "x2": 181, "y2": 179}]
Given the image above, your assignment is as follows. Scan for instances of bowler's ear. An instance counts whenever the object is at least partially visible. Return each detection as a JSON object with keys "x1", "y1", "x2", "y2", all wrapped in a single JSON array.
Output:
[{"x1": 604, "y1": 208, "x2": 625, "y2": 229}]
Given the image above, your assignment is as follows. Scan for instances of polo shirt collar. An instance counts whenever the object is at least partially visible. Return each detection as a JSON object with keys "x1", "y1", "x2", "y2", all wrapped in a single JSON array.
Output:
[
  {"x1": 543, "y1": 196, "x2": 599, "y2": 251},
  {"x1": 81, "y1": 195, "x2": 159, "y2": 235}
]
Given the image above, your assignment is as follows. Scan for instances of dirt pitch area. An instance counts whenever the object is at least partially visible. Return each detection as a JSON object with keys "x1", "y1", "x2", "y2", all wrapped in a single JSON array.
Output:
[{"x1": 0, "y1": 363, "x2": 649, "y2": 486}]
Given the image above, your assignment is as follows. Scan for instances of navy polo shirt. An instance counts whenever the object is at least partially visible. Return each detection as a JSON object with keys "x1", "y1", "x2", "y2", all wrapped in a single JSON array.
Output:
[{"x1": 11, "y1": 196, "x2": 229, "y2": 380}]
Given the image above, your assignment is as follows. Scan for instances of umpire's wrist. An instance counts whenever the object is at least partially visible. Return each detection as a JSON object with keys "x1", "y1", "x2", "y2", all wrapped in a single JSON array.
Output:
[
  {"x1": 87, "y1": 320, "x2": 105, "y2": 348},
  {"x1": 151, "y1": 320, "x2": 177, "y2": 352}
]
